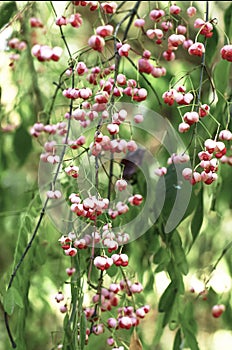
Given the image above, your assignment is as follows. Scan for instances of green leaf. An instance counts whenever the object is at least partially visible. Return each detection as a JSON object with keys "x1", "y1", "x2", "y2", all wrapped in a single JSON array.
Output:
[
  {"x1": 182, "y1": 328, "x2": 200, "y2": 350},
  {"x1": 13, "y1": 125, "x2": 33, "y2": 165},
  {"x1": 153, "y1": 313, "x2": 165, "y2": 345},
  {"x1": 153, "y1": 246, "x2": 170, "y2": 265},
  {"x1": 173, "y1": 329, "x2": 182, "y2": 350},
  {"x1": 224, "y1": 3, "x2": 232, "y2": 41},
  {"x1": 79, "y1": 312, "x2": 87, "y2": 350},
  {"x1": 106, "y1": 263, "x2": 117, "y2": 277},
  {"x1": 3, "y1": 287, "x2": 24, "y2": 315},
  {"x1": 0, "y1": 1, "x2": 17, "y2": 30},
  {"x1": 214, "y1": 60, "x2": 230, "y2": 96},
  {"x1": 158, "y1": 281, "x2": 177, "y2": 313},
  {"x1": 180, "y1": 302, "x2": 199, "y2": 350},
  {"x1": 170, "y1": 231, "x2": 189, "y2": 276},
  {"x1": 205, "y1": 27, "x2": 219, "y2": 66},
  {"x1": 144, "y1": 273, "x2": 154, "y2": 292},
  {"x1": 190, "y1": 187, "x2": 204, "y2": 246},
  {"x1": 169, "y1": 303, "x2": 179, "y2": 331}
]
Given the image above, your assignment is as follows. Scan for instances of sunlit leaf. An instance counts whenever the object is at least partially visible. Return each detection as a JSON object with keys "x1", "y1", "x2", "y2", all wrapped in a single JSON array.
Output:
[{"x1": 3, "y1": 287, "x2": 23, "y2": 315}]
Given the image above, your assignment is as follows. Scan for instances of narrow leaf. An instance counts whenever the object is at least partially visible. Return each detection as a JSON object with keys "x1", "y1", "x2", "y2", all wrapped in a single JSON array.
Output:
[
  {"x1": 224, "y1": 3, "x2": 232, "y2": 40},
  {"x1": 129, "y1": 330, "x2": 143, "y2": 350},
  {"x1": 13, "y1": 125, "x2": 33, "y2": 165},
  {"x1": 191, "y1": 187, "x2": 204, "y2": 245},
  {"x1": 0, "y1": 1, "x2": 17, "y2": 30},
  {"x1": 173, "y1": 329, "x2": 182, "y2": 350},
  {"x1": 3, "y1": 288, "x2": 15, "y2": 315},
  {"x1": 204, "y1": 27, "x2": 219, "y2": 66},
  {"x1": 80, "y1": 312, "x2": 87, "y2": 350},
  {"x1": 3, "y1": 287, "x2": 23, "y2": 315},
  {"x1": 182, "y1": 328, "x2": 200, "y2": 350},
  {"x1": 153, "y1": 246, "x2": 170, "y2": 265},
  {"x1": 158, "y1": 282, "x2": 176, "y2": 312},
  {"x1": 170, "y1": 232, "x2": 189, "y2": 275},
  {"x1": 153, "y1": 313, "x2": 165, "y2": 345}
]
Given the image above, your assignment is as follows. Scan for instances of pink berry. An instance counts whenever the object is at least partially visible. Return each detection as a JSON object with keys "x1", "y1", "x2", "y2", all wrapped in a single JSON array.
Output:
[
  {"x1": 170, "y1": 4, "x2": 181, "y2": 15},
  {"x1": 96, "y1": 24, "x2": 114, "y2": 37},
  {"x1": 66, "y1": 267, "x2": 76, "y2": 276},
  {"x1": 101, "y1": 1, "x2": 117, "y2": 14},
  {"x1": 115, "y1": 179, "x2": 128, "y2": 191},
  {"x1": 188, "y1": 42, "x2": 205, "y2": 57},
  {"x1": 68, "y1": 13, "x2": 83, "y2": 28},
  {"x1": 149, "y1": 9, "x2": 165, "y2": 22},
  {"x1": 178, "y1": 122, "x2": 190, "y2": 133},
  {"x1": 219, "y1": 129, "x2": 232, "y2": 141},
  {"x1": 134, "y1": 114, "x2": 144, "y2": 123},
  {"x1": 118, "y1": 316, "x2": 132, "y2": 329},
  {"x1": 118, "y1": 43, "x2": 130, "y2": 57},
  {"x1": 182, "y1": 168, "x2": 193, "y2": 181},
  {"x1": 212, "y1": 304, "x2": 225, "y2": 318},
  {"x1": 199, "y1": 104, "x2": 210, "y2": 117},
  {"x1": 183, "y1": 111, "x2": 199, "y2": 125},
  {"x1": 55, "y1": 292, "x2": 64, "y2": 303},
  {"x1": 59, "y1": 305, "x2": 68, "y2": 313},
  {"x1": 134, "y1": 18, "x2": 145, "y2": 27},
  {"x1": 220, "y1": 45, "x2": 232, "y2": 62},
  {"x1": 187, "y1": 6, "x2": 197, "y2": 17},
  {"x1": 88, "y1": 35, "x2": 105, "y2": 52},
  {"x1": 127, "y1": 140, "x2": 137, "y2": 152},
  {"x1": 107, "y1": 317, "x2": 118, "y2": 328},
  {"x1": 154, "y1": 167, "x2": 167, "y2": 176}
]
